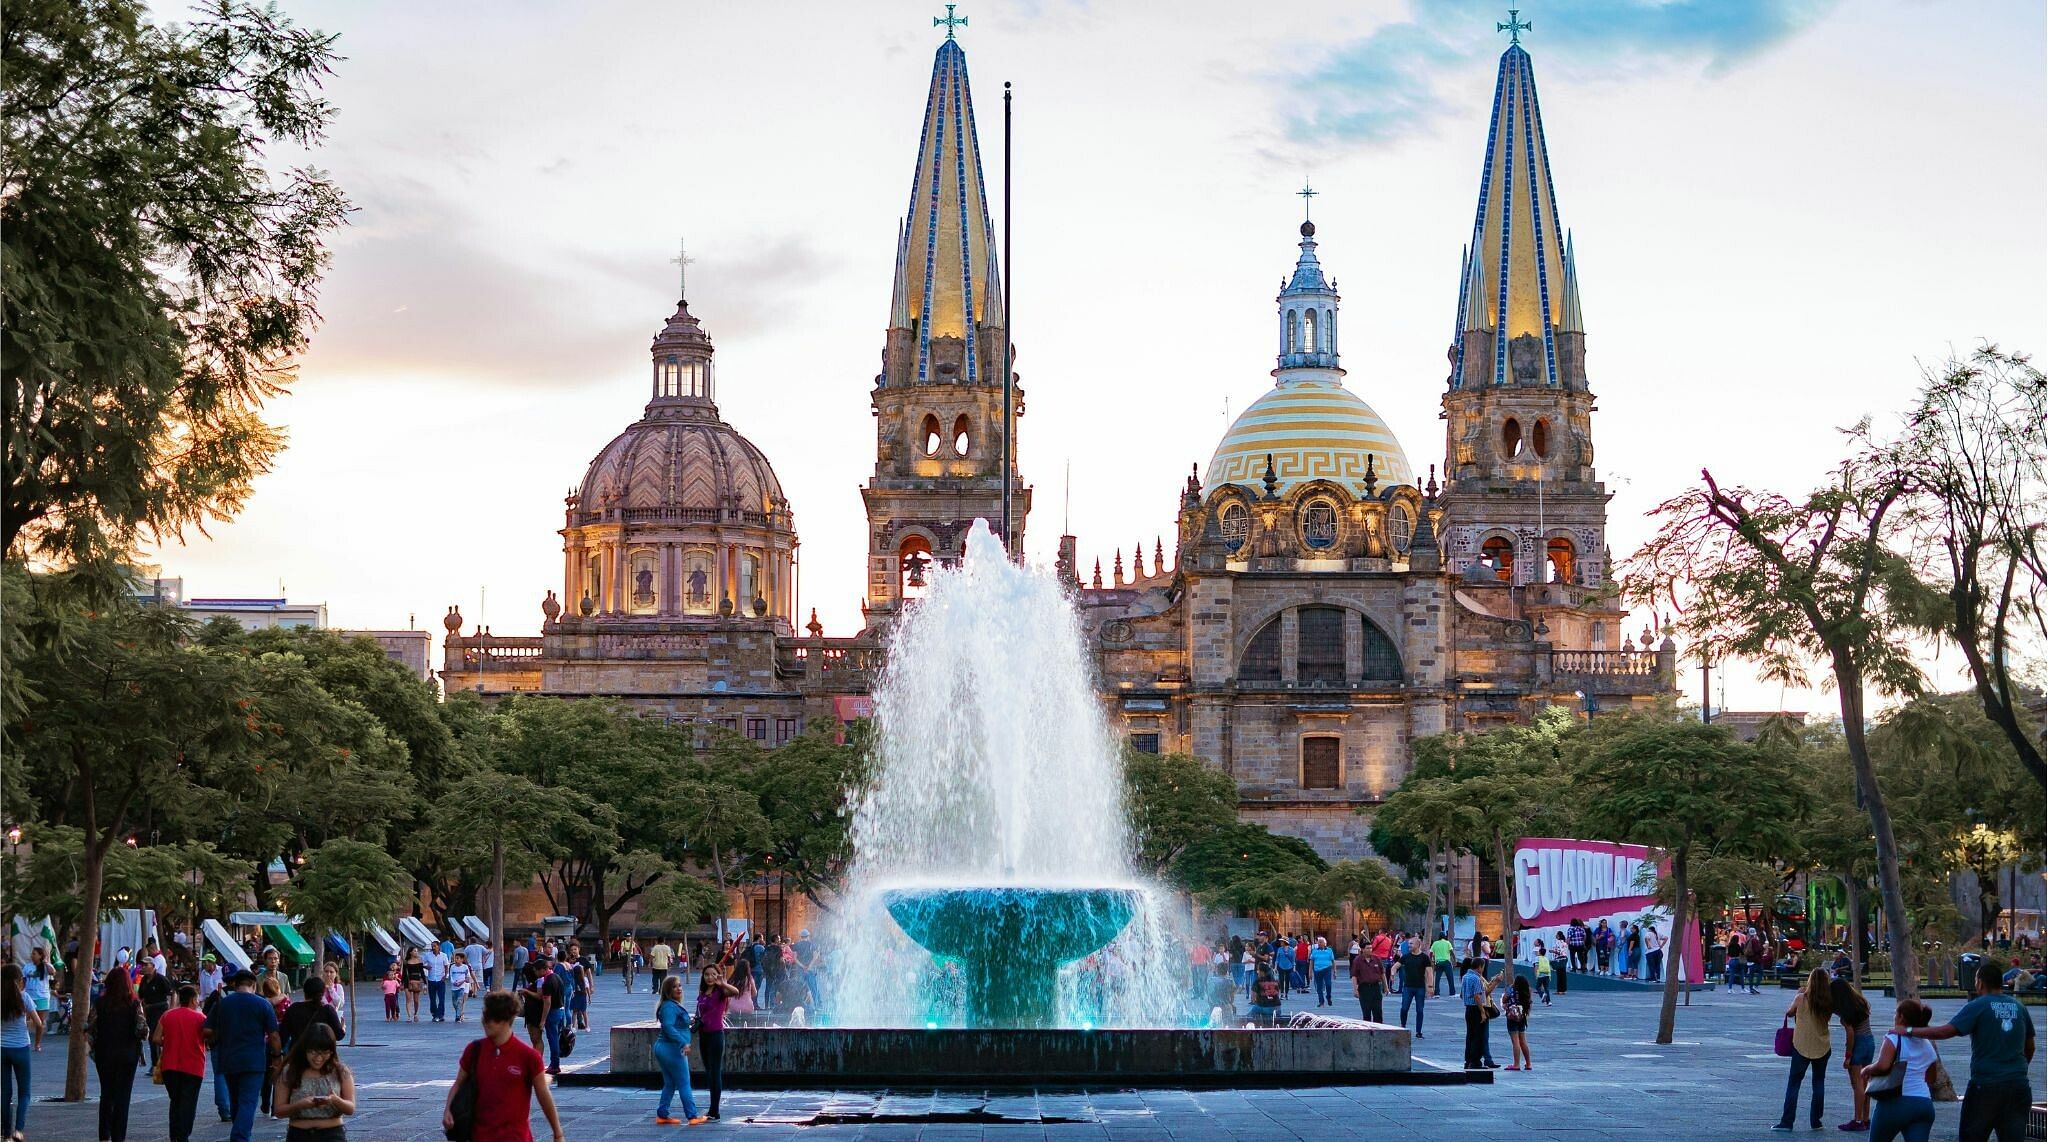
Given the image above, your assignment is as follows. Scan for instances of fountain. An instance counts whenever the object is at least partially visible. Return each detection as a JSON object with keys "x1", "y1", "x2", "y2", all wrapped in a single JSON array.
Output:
[{"x1": 603, "y1": 520, "x2": 1424, "y2": 1085}]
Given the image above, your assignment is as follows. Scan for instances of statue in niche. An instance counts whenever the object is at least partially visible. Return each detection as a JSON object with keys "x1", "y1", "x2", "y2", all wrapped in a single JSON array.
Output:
[
  {"x1": 687, "y1": 566, "x2": 710, "y2": 604},
  {"x1": 632, "y1": 566, "x2": 655, "y2": 605}
]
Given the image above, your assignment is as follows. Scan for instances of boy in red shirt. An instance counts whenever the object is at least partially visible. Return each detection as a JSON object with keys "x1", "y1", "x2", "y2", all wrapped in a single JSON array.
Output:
[
  {"x1": 154, "y1": 984, "x2": 208, "y2": 1142},
  {"x1": 444, "y1": 991, "x2": 564, "y2": 1142}
]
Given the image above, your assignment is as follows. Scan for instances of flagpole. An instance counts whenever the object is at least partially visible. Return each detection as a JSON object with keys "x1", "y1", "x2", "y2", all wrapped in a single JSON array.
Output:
[{"x1": 1001, "y1": 80, "x2": 1014, "y2": 555}]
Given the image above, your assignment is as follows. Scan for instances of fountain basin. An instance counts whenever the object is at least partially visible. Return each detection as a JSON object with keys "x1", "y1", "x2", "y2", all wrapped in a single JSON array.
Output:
[
  {"x1": 600, "y1": 1022, "x2": 1441, "y2": 1087},
  {"x1": 880, "y1": 885, "x2": 1139, "y2": 1028}
]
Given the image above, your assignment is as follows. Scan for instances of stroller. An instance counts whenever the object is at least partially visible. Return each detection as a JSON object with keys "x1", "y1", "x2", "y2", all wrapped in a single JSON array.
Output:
[{"x1": 45, "y1": 991, "x2": 73, "y2": 1036}]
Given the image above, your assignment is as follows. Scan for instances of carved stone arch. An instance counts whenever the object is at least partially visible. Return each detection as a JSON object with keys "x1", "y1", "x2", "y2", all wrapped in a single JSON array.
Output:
[
  {"x1": 1206, "y1": 486, "x2": 1253, "y2": 554},
  {"x1": 1290, "y1": 479, "x2": 1352, "y2": 555}
]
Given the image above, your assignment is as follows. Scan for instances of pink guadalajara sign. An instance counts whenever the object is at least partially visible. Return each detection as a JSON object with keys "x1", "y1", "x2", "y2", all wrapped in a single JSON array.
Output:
[{"x1": 1510, "y1": 838, "x2": 1704, "y2": 982}]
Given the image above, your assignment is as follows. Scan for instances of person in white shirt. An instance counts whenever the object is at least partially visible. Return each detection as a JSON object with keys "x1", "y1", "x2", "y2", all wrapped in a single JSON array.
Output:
[
  {"x1": 463, "y1": 940, "x2": 490, "y2": 991},
  {"x1": 421, "y1": 944, "x2": 452, "y2": 1023},
  {"x1": 1643, "y1": 925, "x2": 1665, "y2": 982},
  {"x1": 197, "y1": 956, "x2": 223, "y2": 1001},
  {"x1": 449, "y1": 952, "x2": 476, "y2": 1021}
]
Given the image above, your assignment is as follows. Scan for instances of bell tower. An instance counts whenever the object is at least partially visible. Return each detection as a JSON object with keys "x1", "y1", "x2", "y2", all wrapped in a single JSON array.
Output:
[
  {"x1": 1439, "y1": 24, "x2": 1609, "y2": 601},
  {"x1": 861, "y1": 29, "x2": 1028, "y2": 624}
]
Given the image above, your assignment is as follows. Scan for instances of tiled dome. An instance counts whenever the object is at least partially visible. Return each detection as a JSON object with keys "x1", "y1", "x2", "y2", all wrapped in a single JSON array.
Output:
[
  {"x1": 1206, "y1": 376, "x2": 1415, "y2": 497},
  {"x1": 577, "y1": 416, "x2": 786, "y2": 518}
]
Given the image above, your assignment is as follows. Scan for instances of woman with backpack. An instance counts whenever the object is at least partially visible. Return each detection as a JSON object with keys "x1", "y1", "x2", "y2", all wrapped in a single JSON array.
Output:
[
  {"x1": 1776, "y1": 968, "x2": 1837, "y2": 1131},
  {"x1": 1503, "y1": 975, "x2": 1534, "y2": 1071},
  {"x1": 1831, "y1": 975, "x2": 1876, "y2": 1131}
]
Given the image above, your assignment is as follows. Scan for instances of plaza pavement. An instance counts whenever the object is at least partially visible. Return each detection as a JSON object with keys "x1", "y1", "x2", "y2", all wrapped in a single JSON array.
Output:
[{"x1": 18, "y1": 978, "x2": 2002, "y2": 1141}]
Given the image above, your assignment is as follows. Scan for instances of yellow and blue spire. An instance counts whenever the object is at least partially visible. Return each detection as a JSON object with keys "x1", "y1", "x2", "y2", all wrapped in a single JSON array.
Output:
[
  {"x1": 886, "y1": 26, "x2": 1003, "y2": 386},
  {"x1": 1450, "y1": 17, "x2": 1586, "y2": 390}
]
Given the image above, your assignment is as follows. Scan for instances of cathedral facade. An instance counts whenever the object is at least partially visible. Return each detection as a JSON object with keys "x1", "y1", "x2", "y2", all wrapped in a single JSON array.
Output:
[{"x1": 442, "y1": 30, "x2": 1675, "y2": 877}]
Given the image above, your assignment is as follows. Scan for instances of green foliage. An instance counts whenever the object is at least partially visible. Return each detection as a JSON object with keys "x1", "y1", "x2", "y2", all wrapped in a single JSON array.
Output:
[
  {"x1": 2, "y1": 0, "x2": 350, "y2": 570},
  {"x1": 745, "y1": 720, "x2": 868, "y2": 908},
  {"x1": 286, "y1": 839, "x2": 413, "y2": 939},
  {"x1": 1310, "y1": 860, "x2": 1424, "y2": 919},
  {"x1": 1573, "y1": 713, "x2": 1803, "y2": 862},
  {"x1": 1177, "y1": 822, "x2": 1328, "y2": 908},
  {"x1": 640, "y1": 875, "x2": 726, "y2": 931},
  {"x1": 1122, "y1": 749, "x2": 1239, "y2": 876}
]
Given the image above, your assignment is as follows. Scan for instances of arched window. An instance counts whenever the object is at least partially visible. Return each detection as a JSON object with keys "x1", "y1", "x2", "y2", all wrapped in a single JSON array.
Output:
[
  {"x1": 740, "y1": 553, "x2": 761, "y2": 609},
  {"x1": 658, "y1": 357, "x2": 681, "y2": 397},
  {"x1": 1301, "y1": 736, "x2": 1341, "y2": 789},
  {"x1": 1300, "y1": 498, "x2": 1339, "y2": 549},
  {"x1": 1481, "y1": 535, "x2": 1515, "y2": 582},
  {"x1": 683, "y1": 550, "x2": 715, "y2": 613},
  {"x1": 952, "y1": 414, "x2": 971, "y2": 457},
  {"x1": 1287, "y1": 309, "x2": 1301, "y2": 353},
  {"x1": 899, "y1": 535, "x2": 933, "y2": 600},
  {"x1": 1388, "y1": 504, "x2": 1413, "y2": 554},
  {"x1": 1298, "y1": 606, "x2": 1345, "y2": 686},
  {"x1": 628, "y1": 549, "x2": 659, "y2": 613},
  {"x1": 1304, "y1": 309, "x2": 1318, "y2": 353},
  {"x1": 1547, "y1": 537, "x2": 1576, "y2": 584},
  {"x1": 1502, "y1": 417, "x2": 1524, "y2": 458},
  {"x1": 1361, "y1": 617, "x2": 1402, "y2": 681},
  {"x1": 1326, "y1": 309, "x2": 1337, "y2": 354},
  {"x1": 584, "y1": 554, "x2": 603, "y2": 612},
  {"x1": 919, "y1": 414, "x2": 942, "y2": 457},
  {"x1": 1239, "y1": 618, "x2": 1281, "y2": 683},
  {"x1": 1218, "y1": 501, "x2": 1249, "y2": 553},
  {"x1": 1532, "y1": 418, "x2": 1550, "y2": 458}
]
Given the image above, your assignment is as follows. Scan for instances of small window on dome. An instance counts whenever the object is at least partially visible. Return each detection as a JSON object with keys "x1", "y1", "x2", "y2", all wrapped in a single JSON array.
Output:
[
  {"x1": 1300, "y1": 498, "x2": 1339, "y2": 550},
  {"x1": 952, "y1": 414, "x2": 971, "y2": 457},
  {"x1": 1304, "y1": 309, "x2": 1318, "y2": 353},
  {"x1": 658, "y1": 357, "x2": 682, "y2": 398},
  {"x1": 1286, "y1": 309, "x2": 1301, "y2": 353},
  {"x1": 1219, "y1": 501, "x2": 1249, "y2": 553},
  {"x1": 1388, "y1": 504, "x2": 1413, "y2": 554},
  {"x1": 920, "y1": 414, "x2": 942, "y2": 457}
]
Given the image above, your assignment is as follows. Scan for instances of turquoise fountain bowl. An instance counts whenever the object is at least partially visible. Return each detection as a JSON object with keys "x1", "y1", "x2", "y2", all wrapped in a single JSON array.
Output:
[{"x1": 880, "y1": 885, "x2": 1140, "y2": 1027}]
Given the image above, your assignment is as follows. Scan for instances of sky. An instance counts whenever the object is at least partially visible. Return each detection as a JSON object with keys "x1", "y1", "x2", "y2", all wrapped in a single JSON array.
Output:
[{"x1": 144, "y1": 0, "x2": 2048, "y2": 713}]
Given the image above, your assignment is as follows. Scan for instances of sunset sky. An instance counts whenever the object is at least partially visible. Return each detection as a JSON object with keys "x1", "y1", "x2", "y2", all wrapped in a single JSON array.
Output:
[{"x1": 146, "y1": 0, "x2": 2047, "y2": 712}]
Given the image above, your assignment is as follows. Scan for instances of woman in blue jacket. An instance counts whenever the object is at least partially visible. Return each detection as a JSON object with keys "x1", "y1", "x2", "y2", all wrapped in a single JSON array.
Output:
[{"x1": 652, "y1": 976, "x2": 705, "y2": 1125}]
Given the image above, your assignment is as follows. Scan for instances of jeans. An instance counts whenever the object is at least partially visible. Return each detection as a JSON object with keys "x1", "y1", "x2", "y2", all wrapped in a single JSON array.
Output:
[
  {"x1": 1357, "y1": 982, "x2": 1383, "y2": 1023},
  {"x1": 164, "y1": 1069, "x2": 203, "y2": 1142},
  {"x1": 1958, "y1": 1079, "x2": 2033, "y2": 1142},
  {"x1": 1276, "y1": 964, "x2": 1294, "y2": 992},
  {"x1": 1870, "y1": 1093, "x2": 1934, "y2": 1142},
  {"x1": 428, "y1": 977, "x2": 447, "y2": 1020},
  {"x1": 1433, "y1": 961, "x2": 1454, "y2": 996},
  {"x1": 95, "y1": 1047, "x2": 140, "y2": 1141},
  {"x1": 1463, "y1": 1004, "x2": 1487, "y2": 1068},
  {"x1": 699, "y1": 1029, "x2": 726, "y2": 1117},
  {"x1": 1646, "y1": 949, "x2": 1663, "y2": 981},
  {"x1": 213, "y1": 1050, "x2": 232, "y2": 1117},
  {"x1": 1, "y1": 1043, "x2": 29, "y2": 1136},
  {"x1": 1398, "y1": 985, "x2": 1427, "y2": 1035},
  {"x1": 545, "y1": 1009, "x2": 568, "y2": 1070},
  {"x1": 1777, "y1": 1050, "x2": 1828, "y2": 1128},
  {"x1": 1535, "y1": 974, "x2": 1550, "y2": 1002},
  {"x1": 1569, "y1": 944, "x2": 1587, "y2": 971},
  {"x1": 653, "y1": 1040, "x2": 701, "y2": 1119},
  {"x1": 1313, "y1": 968, "x2": 1333, "y2": 1005}
]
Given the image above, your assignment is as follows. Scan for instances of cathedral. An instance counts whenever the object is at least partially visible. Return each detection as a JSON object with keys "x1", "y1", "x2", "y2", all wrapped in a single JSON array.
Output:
[{"x1": 442, "y1": 26, "x2": 1677, "y2": 895}]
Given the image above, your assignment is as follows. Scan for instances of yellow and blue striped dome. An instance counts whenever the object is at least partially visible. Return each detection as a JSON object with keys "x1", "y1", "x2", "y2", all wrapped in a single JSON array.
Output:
[{"x1": 1206, "y1": 377, "x2": 1415, "y2": 497}]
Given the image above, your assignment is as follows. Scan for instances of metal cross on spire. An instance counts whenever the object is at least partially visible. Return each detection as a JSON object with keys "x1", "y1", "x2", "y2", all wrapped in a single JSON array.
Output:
[
  {"x1": 1497, "y1": 9, "x2": 1531, "y2": 44},
  {"x1": 670, "y1": 238, "x2": 694, "y2": 301},
  {"x1": 934, "y1": 3, "x2": 967, "y2": 38},
  {"x1": 1297, "y1": 180, "x2": 1318, "y2": 221}
]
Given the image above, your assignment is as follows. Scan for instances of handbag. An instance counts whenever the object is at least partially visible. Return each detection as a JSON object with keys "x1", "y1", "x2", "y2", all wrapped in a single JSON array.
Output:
[
  {"x1": 559, "y1": 1026, "x2": 577, "y2": 1059},
  {"x1": 1926, "y1": 1050, "x2": 1957, "y2": 1102},
  {"x1": 1864, "y1": 1034, "x2": 1905, "y2": 1101},
  {"x1": 1773, "y1": 1016, "x2": 1795, "y2": 1057}
]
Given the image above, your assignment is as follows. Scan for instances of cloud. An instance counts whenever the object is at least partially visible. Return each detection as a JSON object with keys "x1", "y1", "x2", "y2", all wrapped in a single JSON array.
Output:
[
  {"x1": 303, "y1": 178, "x2": 836, "y2": 386},
  {"x1": 1285, "y1": 0, "x2": 1841, "y2": 146}
]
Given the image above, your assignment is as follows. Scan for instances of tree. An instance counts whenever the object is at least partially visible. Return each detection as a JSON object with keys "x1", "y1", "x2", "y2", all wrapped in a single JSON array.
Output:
[
  {"x1": 1574, "y1": 713, "x2": 1806, "y2": 1042},
  {"x1": 1310, "y1": 860, "x2": 1424, "y2": 923},
  {"x1": 1174, "y1": 823, "x2": 1328, "y2": 913},
  {"x1": 2, "y1": 591, "x2": 257, "y2": 1099},
  {"x1": 415, "y1": 772, "x2": 582, "y2": 959},
  {"x1": 287, "y1": 839, "x2": 412, "y2": 1044},
  {"x1": 1123, "y1": 749, "x2": 1239, "y2": 878},
  {"x1": 1631, "y1": 464, "x2": 1927, "y2": 998},
  {"x1": 2, "y1": 0, "x2": 349, "y2": 571},
  {"x1": 670, "y1": 764, "x2": 768, "y2": 945},
  {"x1": 749, "y1": 722, "x2": 869, "y2": 912},
  {"x1": 1879, "y1": 347, "x2": 2047, "y2": 785},
  {"x1": 1369, "y1": 779, "x2": 1483, "y2": 936},
  {"x1": 639, "y1": 875, "x2": 727, "y2": 934}
]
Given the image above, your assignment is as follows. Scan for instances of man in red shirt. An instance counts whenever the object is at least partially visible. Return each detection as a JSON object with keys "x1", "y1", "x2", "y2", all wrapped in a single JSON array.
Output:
[
  {"x1": 444, "y1": 991, "x2": 565, "y2": 1142},
  {"x1": 154, "y1": 984, "x2": 208, "y2": 1142}
]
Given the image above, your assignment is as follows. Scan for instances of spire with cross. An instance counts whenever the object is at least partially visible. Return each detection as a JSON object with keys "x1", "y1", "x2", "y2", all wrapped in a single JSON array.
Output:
[
  {"x1": 1497, "y1": 8, "x2": 1531, "y2": 44},
  {"x1": 1297, "y1": 179, "x2": 1318, "y2": 221},
  {"x1": 933, "y1": 3, "x2": 967, "y2": 39},
  {"x1": 670, "y1": 238, "x2": 694, "y2": 303}
]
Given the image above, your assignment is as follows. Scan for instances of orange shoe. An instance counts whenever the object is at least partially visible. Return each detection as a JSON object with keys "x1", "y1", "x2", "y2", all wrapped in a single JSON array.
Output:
[
  {"x1": 655, "y1": 1116, "x2": 683, "y2": 1125},
  {"x1": 687, "y1": 1117, "x2": 710, "y2": 1126}
]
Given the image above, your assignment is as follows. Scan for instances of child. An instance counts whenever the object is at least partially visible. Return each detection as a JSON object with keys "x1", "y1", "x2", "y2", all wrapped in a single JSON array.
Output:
[
  {"x1": 1532, "y1": 940, "x2": 1553, "y2": 1005},
  {"x1": 382, "y1": 964, "x2": 401, "y2": 1021},
  {"x1": 1503, "y1": 975, "x2": 1533, "y2": 1071},
  {"x1": 449, "y1": 952, "x2": 474, "y2": 1022}
]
